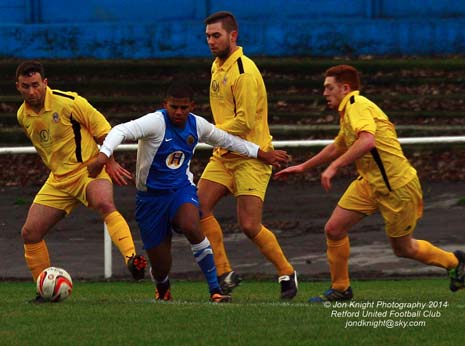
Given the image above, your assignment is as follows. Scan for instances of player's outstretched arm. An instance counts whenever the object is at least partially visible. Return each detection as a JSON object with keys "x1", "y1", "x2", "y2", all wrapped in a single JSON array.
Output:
[
  {"x1": 91, "y1": 115, "x2": 158, "y2": 185},
  {"x1": 273, "y1": 164, "x2": 306, "y2": 181},
  {"x1": 257, "y1": 149, "x2": 290, "y2": 168},
  {"x1": 274, "y1": 142, "x2": 345, "y2": 181}
]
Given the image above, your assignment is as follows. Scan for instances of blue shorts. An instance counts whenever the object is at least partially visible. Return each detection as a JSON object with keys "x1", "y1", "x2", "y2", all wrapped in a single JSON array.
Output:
[{"x1": 135, "y1": 184, "x2": 199, "y2": 250}]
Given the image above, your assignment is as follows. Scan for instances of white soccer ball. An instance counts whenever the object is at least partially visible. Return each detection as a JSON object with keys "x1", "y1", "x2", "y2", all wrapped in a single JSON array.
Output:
[{"x1": 36, "y1": 267, "x2": 73, "y2": 302}]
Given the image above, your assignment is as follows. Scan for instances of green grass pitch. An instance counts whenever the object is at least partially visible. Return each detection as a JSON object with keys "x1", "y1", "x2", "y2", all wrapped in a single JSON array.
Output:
[{"x1": 0, "y1": 279, "x2": 463, "y2": 346}]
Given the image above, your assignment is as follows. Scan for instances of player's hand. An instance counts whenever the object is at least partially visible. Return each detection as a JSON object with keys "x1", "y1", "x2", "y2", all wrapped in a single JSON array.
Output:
[
  {"x1": 257, "y1": 149, "x2": 290, "y2": 168},
  {"x1": 87, "y1": 153, "x2": 107, "y2": 178},
  {"x1": 321, "y1": 164, "x2": 337, "y2": 192},
  {"x1": 273, "y1": 164, "x2": 305, "y2": 180},
  {"x1": 105, "y1": 156, "x2": 133, "y2": 186}
]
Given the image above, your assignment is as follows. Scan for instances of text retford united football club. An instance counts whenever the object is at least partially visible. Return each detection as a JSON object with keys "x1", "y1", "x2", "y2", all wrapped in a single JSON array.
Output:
[{"x1": 324, "y1": 300, "x2": 448, "y2": 329}]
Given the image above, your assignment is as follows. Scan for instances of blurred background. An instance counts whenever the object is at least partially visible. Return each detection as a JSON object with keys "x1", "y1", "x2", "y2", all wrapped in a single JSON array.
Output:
[
  {"x1": 1, "y1": 0, "x2": 465, "y2": 58},
  {"x1": 1, "y1": 0, "x2": 465, "y2": 280}
]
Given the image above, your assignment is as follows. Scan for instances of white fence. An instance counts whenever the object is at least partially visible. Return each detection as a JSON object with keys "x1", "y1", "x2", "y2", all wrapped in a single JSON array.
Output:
[
  {"x1": 3, "y1": 136, "x2": 465, "y2": 156},
  {"x1": 3, "y1": 135, "x2": 465, "y2": 278}
]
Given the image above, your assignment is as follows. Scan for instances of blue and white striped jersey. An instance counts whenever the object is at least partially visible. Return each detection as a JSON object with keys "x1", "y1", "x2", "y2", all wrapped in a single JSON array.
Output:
[{"x1": 100, "y1": 109, "x2": 259, "y2": 191}]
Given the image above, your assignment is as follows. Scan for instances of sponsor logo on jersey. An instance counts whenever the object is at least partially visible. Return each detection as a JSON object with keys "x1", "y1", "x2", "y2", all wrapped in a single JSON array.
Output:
[{"x1": 165, "y1": 151, "x2": 185, "y2": 169}]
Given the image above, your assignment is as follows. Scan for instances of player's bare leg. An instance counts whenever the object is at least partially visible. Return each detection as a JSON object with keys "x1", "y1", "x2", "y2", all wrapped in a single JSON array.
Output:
[
  {"x1": 237, "y1": 195, "x2": 297, "y2": 299},
  {"x1": 198, "y1": 178, "x2": 239, "y2": 294},
  {"x1": 22, "y1": 203, "x2": 65, "y2": 303},
  {"x1": 146, "y1": 236, "x2": 173, "y2": 301},
  {"x1": 22, "y1": 203, "x2": 65, "y2": 281},
  {"x1": 309, "y1": 206, "x2": 363, "y2": 303},
  {"x1": 87, "y1": 179, "x2": 146, "y2": 280},
  {"x1": 389, "y1": 234, "x2": 462, "y2": 291},
  {"x1": 175, "y1": 203, "x2": 231, "y2": 303}
]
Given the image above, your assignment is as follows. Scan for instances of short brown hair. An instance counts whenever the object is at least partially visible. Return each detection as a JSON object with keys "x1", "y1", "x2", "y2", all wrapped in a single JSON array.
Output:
[
  {"x1": 16, "y1": 60, "x2": 45, "y2": 81},
  {"x1": 204, "y1": 11, "x2": 238, "y2": 33},
  {"x1": 325, "y1": 65, "x2": 361, "y2": 91}
]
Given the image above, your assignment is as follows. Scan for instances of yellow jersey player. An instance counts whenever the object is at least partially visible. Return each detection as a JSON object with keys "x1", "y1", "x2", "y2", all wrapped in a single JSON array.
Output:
[
  {"x1": 275, "y1": 64, "x2": 465, "y2": 301},
  {"x1": 198, "y1": 11, "x2": 297, "y2": 299},
  {"x1": 15, "y1": 61, "x2": 146, "y2": 302}
]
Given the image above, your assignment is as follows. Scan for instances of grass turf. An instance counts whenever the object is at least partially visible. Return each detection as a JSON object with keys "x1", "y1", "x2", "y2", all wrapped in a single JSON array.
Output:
[{"x1": 0, "y1": 279, "x2": 463, "y2": 346}]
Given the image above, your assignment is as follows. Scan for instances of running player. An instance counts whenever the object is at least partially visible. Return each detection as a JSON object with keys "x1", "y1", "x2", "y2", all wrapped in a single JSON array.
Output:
[
  {"x1": 87, "y1": 81, "x2": 289, "y2": 302},
  {"x1": 274, "y1": 64, "x2": 465, "y2": 301}
]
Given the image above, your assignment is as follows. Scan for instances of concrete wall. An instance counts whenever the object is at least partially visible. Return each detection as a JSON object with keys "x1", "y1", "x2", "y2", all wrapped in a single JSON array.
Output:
[{"x1": 1, "y1": 0, "x2": 465, "y2": 58}]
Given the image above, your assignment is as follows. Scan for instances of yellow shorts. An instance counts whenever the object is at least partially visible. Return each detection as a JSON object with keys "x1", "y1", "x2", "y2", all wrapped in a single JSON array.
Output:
[
  {"x1": 200, "y1": 155, "x2": 271, "y2": 201},
  {"x1": 33, "y1": 166, "x2": 111, "y2": 214},
  {"x1": 338, "y1": 176, "x2": 423, "y2": 238}
]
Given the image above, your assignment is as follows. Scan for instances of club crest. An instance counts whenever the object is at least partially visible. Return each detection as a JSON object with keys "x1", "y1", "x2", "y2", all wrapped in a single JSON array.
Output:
[
  {"x1": 211, "y1": 80, "x2": 220, "y2": 92},
  {"x1": 165, "y1": 151, "x2": 185, "y2": 169}
]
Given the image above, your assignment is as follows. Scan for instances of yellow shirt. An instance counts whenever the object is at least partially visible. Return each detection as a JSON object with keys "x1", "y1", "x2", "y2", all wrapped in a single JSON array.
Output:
[
  {"x1": 209, "y1": 47, "x2": 273, "y2": 156},
  {"x1": 17, "y1": 87, "x2": 111, "y2": 177},
  {"x1": 334, "y1": 91, "x2": 416, "y2": 193}
]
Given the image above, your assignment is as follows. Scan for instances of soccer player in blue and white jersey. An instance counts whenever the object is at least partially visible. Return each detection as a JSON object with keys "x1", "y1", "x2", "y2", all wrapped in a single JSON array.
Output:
[{"x1": 88, "y1": 81, "x2": 289, "y2": 302}]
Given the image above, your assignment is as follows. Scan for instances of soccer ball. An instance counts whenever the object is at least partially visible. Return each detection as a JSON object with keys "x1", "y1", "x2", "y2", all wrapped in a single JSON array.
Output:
[{"x1": 36, "y1": 267, "x2": 73, "y2": 302}]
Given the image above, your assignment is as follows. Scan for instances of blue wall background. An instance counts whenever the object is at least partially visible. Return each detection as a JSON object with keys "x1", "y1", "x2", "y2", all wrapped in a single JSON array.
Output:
[{"x1": 1, "y1": 0, "x2": 465, "y2": 58}]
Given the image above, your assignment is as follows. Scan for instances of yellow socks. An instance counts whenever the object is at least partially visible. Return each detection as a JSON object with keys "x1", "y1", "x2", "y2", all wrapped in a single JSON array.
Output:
[
  {"x1": 24, "y1": 240, "x2": 50, "y2": 282},
  {"x1": 200, "y1": 218, "x2": 294, "y2": 277},
  {"x1": 412, "y1": 240, "x2": 459, "y2": 269},
  {"x1": 252, "y1": 226, "x2": 294, "y2": 276},
  {"x1": 327, "y1": 236, "x2": 350, "y2": 292},
  {"x1": 200, "y1": 215, "x2": 231, "y2": 276},
  {"x1": 104, "y1": 211, "x2": 136, "y2": 264}
]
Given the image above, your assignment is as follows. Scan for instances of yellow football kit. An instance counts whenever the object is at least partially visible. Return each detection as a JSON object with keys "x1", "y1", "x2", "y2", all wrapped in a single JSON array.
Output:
[
  {"x1": 18, "y1": 87, "x2": 138, "y2": 280},
  {"x1": 201, "y1": 47, "x2": 273, "y2": 200},
  {"x1": 334, "y1": 91, "x2": 421, "y2": 237},
  {"x1": 201, "y1": 47, "x2": 294, "y2": 278},
  {"x1": 17, "y1": 87, "x2": 110, "y2": 177},
  {"x1": 327, "y1": 91, "x2": 458, "y2": 293},
  {"x1": 17, "y1": 87, "x2": 112, "y2": 212}
]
